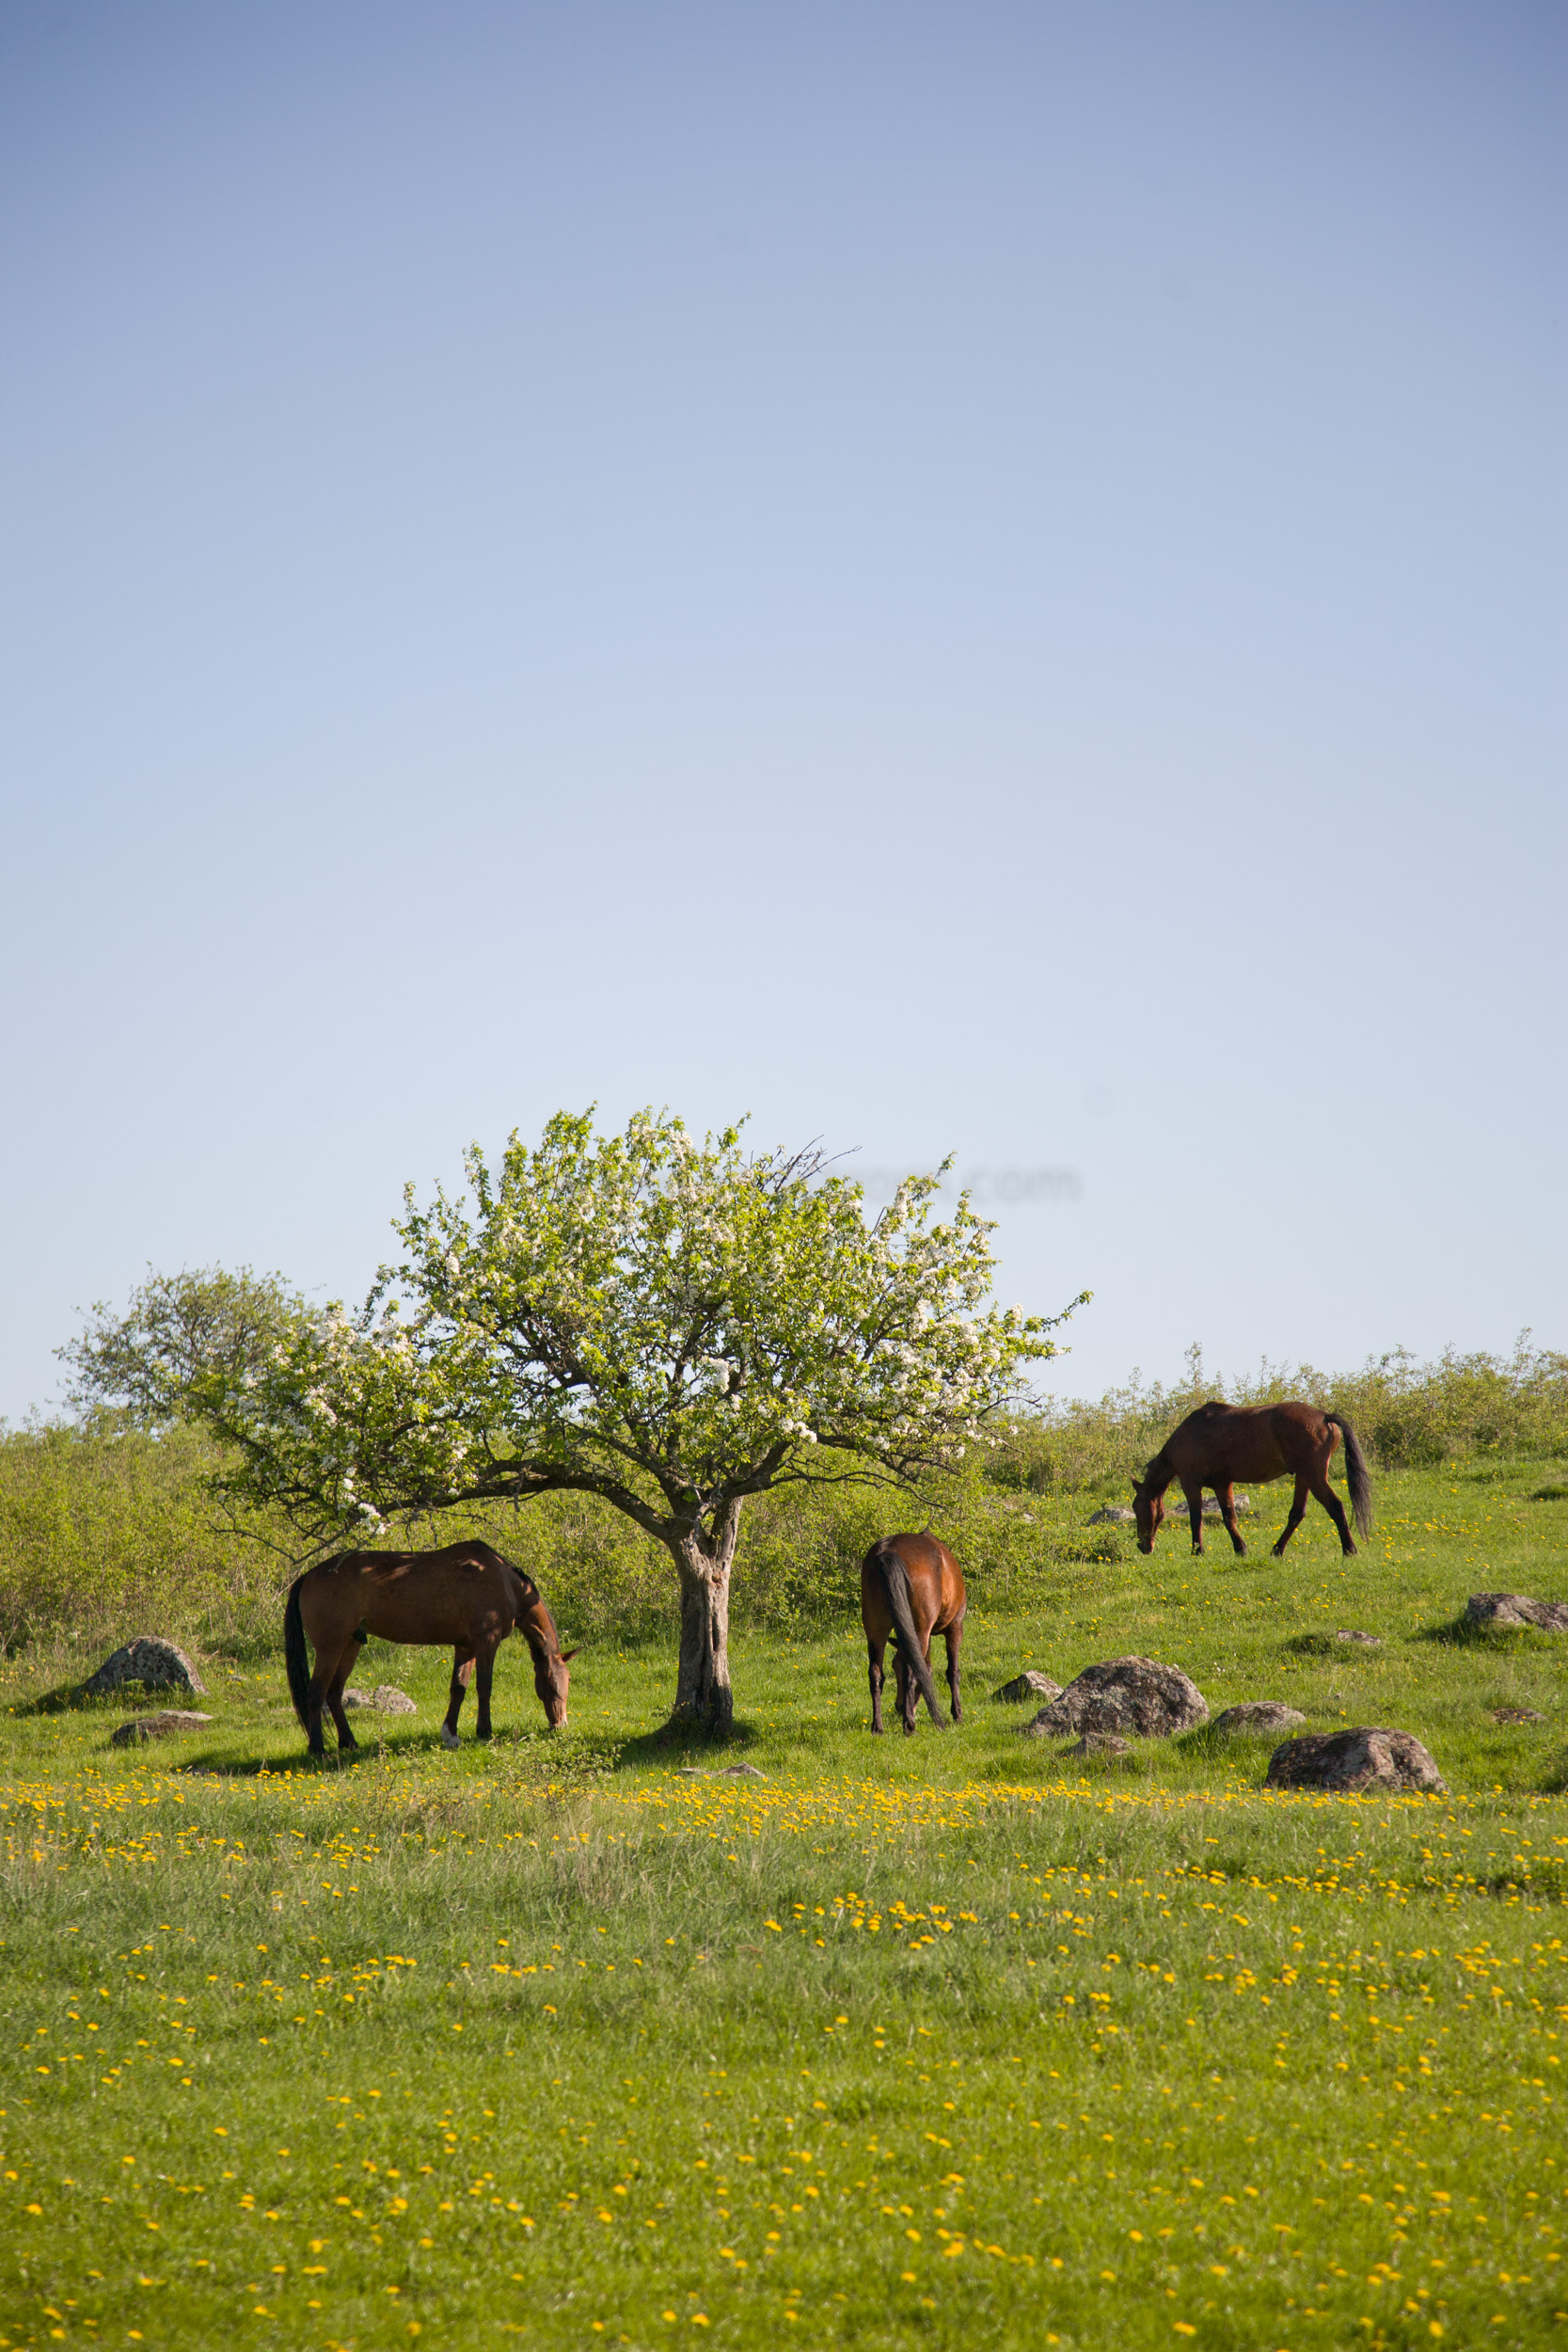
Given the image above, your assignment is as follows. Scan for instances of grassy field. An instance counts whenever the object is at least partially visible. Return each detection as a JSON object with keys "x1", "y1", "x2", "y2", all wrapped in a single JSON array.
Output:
[{"x1": 2, "y1": 1461, "x2": 1565, "y2": 2351}]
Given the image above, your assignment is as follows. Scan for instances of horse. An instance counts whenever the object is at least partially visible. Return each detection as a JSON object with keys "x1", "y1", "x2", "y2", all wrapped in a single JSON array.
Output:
[
  {"x1": 1131, "y1": 1400, "x2": 1372, "y2": 1559},
  {"x1": 283, "y1": 1540, "x2": 577, "y2": 1756},
  {"x1": 860, "y1": 1532, "x2": 966, "y2": 1735}
]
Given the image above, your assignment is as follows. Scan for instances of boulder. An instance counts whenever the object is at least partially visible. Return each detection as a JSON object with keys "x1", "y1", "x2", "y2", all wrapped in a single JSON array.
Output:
[
  {"x1": 992, "y1": 1670, "x2": 1064, "y2": 1704},
  {"x1": 1170, "y1": 1495, "x2": 1253, "y2": 1518},
  {"x1": 1210, "y1": 1702, "x2": 1307, "y2": 1738},
  {"x1": 1466, "y1": 1593, "x2": 1568, "y2": 1633},
  {"x1": 341, "y1": 1684, "x2": 418, "y2": 1712},
  {"x1": 1265, "y1": 1727, "x2": 1446, "y2": 1794},
  {"x1": 1490, "y1": 1706, "x2": 1544, "y2": 1724},
  {"x1": 81, "y1": 1638, "x2": 206, "y2": 1699},
  {"x1": 1022, "y1": 1655, "x2": 1208, "y2": 1740},
  {"x1": 1085, "y1": 1506, "x2": 1135, "y2": 1526},
  {"x1": 110, "y1": 1710, "x2": 213, "y2": 1747}
]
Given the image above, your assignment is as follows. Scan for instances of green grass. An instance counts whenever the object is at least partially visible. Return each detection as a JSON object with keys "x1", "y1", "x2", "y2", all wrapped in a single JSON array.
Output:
[{"x1": 2, "y1": 1465, "x2": 1566, "y2": 2351}]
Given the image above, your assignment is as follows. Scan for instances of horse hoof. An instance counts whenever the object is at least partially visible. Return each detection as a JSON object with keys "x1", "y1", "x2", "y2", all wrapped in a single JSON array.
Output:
[{"x1": 439, "y1": 1724, "x2": 461, "y2": 1751}]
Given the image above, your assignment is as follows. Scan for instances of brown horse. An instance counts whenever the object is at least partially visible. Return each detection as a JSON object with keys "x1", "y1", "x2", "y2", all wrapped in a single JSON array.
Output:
[
  {"x1": 283, "y1": 1541, "x2": 577, "y2": 1756},
  {"x1": 1132, "y1": 1400, "x2": 1372, "y2": 1559},
  {"x1": 861, "y1": 1533, "x2": 966, "y2": 1735}
]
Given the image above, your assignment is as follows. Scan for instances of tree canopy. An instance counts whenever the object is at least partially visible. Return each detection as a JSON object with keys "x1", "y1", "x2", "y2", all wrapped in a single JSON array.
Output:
[{"x1": 65, "y1": 1109, "x2": 1085, "y2": 1730}]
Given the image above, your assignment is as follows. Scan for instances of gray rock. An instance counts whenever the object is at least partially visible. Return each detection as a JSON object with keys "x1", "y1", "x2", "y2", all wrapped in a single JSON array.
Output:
[
  {"x1": 110, "y1": 1710, "x2": 213, "y2": 1747},
  {"x1": 677, "y1": 1761, "x2": 766, "y2": 1777},
  {"x1": 1085, "y1": 1506, "x2": 1136, "y2": 1525},
  {"x1": 1210, "y1": 1702, "x2": 1308, "y2": 1738},
  {"x1": 1490, "y1": 1706, "x2": 1544, "y2": 1724},
  {"x1": 1170, "y1": 1495, "x2": 1253, "y2": 1518},
  {"x1": 1466, "y1": 1592, "x2": 1568, "y2": 1633},
  {"x1": 1069, "y1": 1732, "x2": 1130, "y2": 1758},
  {"x1": 1265, "y1": 1727, "x2": 1446, "y2": 1794},
  {"x1": 1334, "y1": 1629, "x2": 1382, "y2": 1646},
  {"x1": 1023, "y1": 1655, "x2": 1208, "y2": 1740},
  {"x1": 992, "y1": 1670, "x2": 1064, "y2": 1704},
  {"x1": 341, "y1": 1684, "x2": 417, "y2": 1712},
  {"x1": 81, "y1": 1638, "x2": 207, "y2": 1699}
]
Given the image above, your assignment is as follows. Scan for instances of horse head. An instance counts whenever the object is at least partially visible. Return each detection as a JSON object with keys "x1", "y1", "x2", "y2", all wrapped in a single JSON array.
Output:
[
  {"x1": 528, "y1": 1632, "x2": 578, "y2": 1728},
  {"x1": 1131, "y1": 1476, "x2": 1164, "y2": 1555}
]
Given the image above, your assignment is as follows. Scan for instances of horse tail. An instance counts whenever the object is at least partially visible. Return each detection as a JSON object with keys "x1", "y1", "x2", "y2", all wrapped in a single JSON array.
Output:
[
  {"x1": 284, "y1": 1576, "x2": 312, "y2": 1731},
  {"x1": 1326, "y1": 1413, "x2": 1373, "y2": 1538},
  {"x1": 867, "y1": 1538, "x2": 946, "y2": 1728}
]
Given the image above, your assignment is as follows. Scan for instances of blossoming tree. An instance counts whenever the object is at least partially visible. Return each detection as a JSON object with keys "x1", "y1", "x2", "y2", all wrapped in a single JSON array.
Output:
[{"x1": 66, "y1": 1109, "x2": 1082, "y2": 1734}]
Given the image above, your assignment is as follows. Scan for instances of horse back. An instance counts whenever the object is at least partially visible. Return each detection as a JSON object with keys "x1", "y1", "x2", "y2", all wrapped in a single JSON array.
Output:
[
  {"x1": 297, "y1": 1543, "x2": 522, "y2": 1647},
  {"x1": 1166, "y1": 1400, "x2": 1337, "y2": 1484},
  {"x1": 863, "y1": 1532, "x2": 966, "y2": 1637}
]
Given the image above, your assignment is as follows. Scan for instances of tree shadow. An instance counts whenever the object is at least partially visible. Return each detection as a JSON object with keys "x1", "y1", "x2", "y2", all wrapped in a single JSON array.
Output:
[
  {"x1": 612, "y1": 1720, "x2": 765, "y2": 1773},
  {"x1": 1411, "y1": 1614, "x2": 1557, "y2": 1650},
  {"x1": 18, "y1": 1681, "x2": 192, "y2": 1719},
  {"x1": 166, "y1": 1727, "x2": 436, "y2": 1776}
]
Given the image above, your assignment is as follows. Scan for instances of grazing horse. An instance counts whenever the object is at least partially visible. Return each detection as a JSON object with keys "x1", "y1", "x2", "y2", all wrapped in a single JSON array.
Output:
[
  {"x1": 861, "y1": 1533, "x2": 966, "y2": 1735},
  {"x1": 1132, "y1": 1400, "x2": 1372, "y2": 1559},
  {"x1": 283, "y1": 1541, "x2": 577, "y2": 1756}
]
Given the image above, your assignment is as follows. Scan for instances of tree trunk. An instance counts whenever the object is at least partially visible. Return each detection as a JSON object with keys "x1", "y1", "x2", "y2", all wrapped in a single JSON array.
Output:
[{"x1": 663, "y1": 1503, "x2": 740, "y2": 1738}]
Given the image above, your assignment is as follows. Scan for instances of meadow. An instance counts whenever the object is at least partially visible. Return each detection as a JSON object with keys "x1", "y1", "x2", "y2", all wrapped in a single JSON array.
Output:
[{"x1": 2, "y1": 1429, "x2": 1566, "y2": 2352}]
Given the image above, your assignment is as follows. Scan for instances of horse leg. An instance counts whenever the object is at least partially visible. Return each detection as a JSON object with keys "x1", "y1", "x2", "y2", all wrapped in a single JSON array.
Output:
[
  {"x1": 895, "y1": 1650, "x2": 918, "y2": 1736},
  {"x1": 473, "y1": 1640, "x2": 498, "y2": 1741},
  {"x1": 1215, "y1": 1482, "x2": 1247, "y2": 1557},
  {"x1": 1310, "y1": 1471, "x2": 1357, "y2": 1556},
  {"x1": 1181, "y1": 1481, "x2": 1207, "y2": 1555},
  {"x1": 1272, "y1": 1476, "x2": 1310, "y2": 1558},
  {"x1": 304, "y1": 1638, "x2": 341, "y2": 1758},
  {"x1": 441, "y1": 1650, "x2": 474, "y2": 1750},
  {"x1": 867, "y1": 1640, "x2": 886, "y2": 1735},
  {"x1": 325, "y1": 1639, "x2": 360, "y2": 1751},
  {"x1": 944, "y1": 1618, "x2": 964, "y2": 1725}
]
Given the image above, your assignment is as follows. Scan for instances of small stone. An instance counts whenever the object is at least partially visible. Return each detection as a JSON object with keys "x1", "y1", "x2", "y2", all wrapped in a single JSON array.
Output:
[
  {"x1": 720, "y1": 1762, "x2": 766, "y2": 1776},
  {"x1": 1490, "y1": 1706, "x2": 1544, "y2": 1724},
  {"x1": 1265, "y1": 1727, "x2": 1446, "y2": 1794},
  {"x1": 1170, "y1": 1495, "x2": 1254, "y2": 1518},
  {"x1": 342, "y1": 1683, "x2": 415, "y2": 1711},
  {"x1": 1024, "y1": 1655, "x2": 1208, "y2": 1740},
  {"x1": 1210, "y1": 1702, "x2": 1308, "y2": 1738},
  {"x1": 1085, "y1": 1506, "x2": 1136, "y2": 1525},
  {"x1": 1069, "y1": 1732, "x2": 1130, "y2": 1757},
  {"x1": 992, "y1": 1670, "x2": 1064, "y2": 1704},
  {"x1": 1466, "y1": 1593, "x2": 1568, "y2": 1632},
  {"x1": 109, "y1": 1710, "x2": 213, "y2": 1747},
  {"x1": 81, "y1": 1638, "x2": 206, "y2": 1699},
  {"x1": 1334, "y1": 1629, "x2": 1382, "y2": 1646}
]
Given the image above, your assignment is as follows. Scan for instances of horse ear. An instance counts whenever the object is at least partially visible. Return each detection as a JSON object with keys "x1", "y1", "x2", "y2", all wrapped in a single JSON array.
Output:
[
  {"x1": 1130, "y1": 1478, "x2": 1140, "y2": 1495},
  {"x1": 560, "y1": 1646, "x2": 580, "y2": 1663}
]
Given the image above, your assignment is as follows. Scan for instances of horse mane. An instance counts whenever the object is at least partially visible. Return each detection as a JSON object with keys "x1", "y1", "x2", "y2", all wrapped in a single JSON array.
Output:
[
  {"x1": 1137, "y1": 1448, "x2": 1174, "y2": 1497},
  {"x1": 499, "y1": 1551, "x2": 563, "y2": 1659}
]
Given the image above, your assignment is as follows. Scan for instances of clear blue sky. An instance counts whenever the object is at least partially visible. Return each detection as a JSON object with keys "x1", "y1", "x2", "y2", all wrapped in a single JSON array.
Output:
[{"x1": 2, "y1": 0, "x2": 1562, "y2": 1420}]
